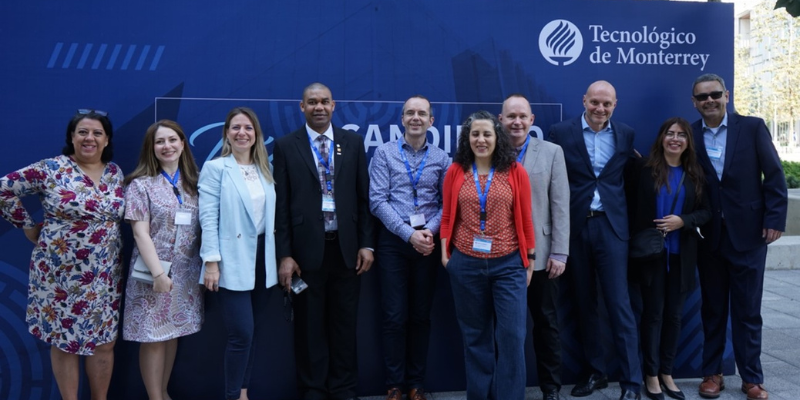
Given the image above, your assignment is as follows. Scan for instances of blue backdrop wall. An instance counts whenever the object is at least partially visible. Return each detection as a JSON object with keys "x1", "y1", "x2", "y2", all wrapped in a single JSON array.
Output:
[{"x1": 0, "y1": 0, "x2": 735, "y2": 399}]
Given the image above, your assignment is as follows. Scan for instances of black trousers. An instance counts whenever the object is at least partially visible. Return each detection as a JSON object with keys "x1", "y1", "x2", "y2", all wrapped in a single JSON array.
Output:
[
  {"x1": 526, "y1": 269, "x2": 562, "y2": 393},
  {"x1": 376, "y1": 226, "x2": 438, "y2": 391},
  {"x1": 640, "y1": 253, "x2": 687, "y2": 376},
  {"x1": 293, "y1": 236, "x2": 361, "y2": 400}
]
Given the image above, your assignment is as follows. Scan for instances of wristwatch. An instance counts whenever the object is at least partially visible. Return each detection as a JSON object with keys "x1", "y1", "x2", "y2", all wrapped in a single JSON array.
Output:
[{"x1": 527, "y1": 253, "x2": 536, "y2": 261}]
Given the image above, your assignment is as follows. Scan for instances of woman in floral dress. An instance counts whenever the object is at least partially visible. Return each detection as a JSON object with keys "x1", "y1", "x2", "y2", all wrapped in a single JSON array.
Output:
[
  {"x1": 122, "y1": 120, "x2": 203, "y2": 400},
  {"x1": 0, "y1": 110, "x2": 124, "y2": 400}
]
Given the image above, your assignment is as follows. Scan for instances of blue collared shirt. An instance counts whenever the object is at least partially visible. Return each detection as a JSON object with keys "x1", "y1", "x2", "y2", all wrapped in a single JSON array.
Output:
[
  {"x1": 702, "y1": 113, "x2": 728, "y2": 181},
  {"x1": 368, "y1": 136, "x2": 451, "y2": 242},
  {"x1": 581, "y1": 113, "x2": 616, "y2": 211}
]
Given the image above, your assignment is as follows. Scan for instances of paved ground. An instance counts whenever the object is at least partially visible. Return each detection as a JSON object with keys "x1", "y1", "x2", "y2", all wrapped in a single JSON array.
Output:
[{"x1": 362, "y1": 268, "x2": 800, "y2": 400}]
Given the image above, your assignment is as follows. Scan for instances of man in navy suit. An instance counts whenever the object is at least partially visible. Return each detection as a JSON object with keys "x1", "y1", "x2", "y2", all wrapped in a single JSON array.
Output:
[
  {"x1": 274, "y1": 82, "x2": 376, "y2": 400},
  {"x1": 547, "y1": 81, "x2": 641, "y2": 400},
  {"x1": 691, "y1": 73, "x2": 787, "y2": 400}
]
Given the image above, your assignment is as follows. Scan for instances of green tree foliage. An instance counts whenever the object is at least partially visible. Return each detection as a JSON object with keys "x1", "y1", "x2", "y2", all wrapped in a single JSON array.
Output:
[
  {"x1": 738, "y1": 0, "x2": 800, "y2": 147},
  {"x1": 775, "y1": 0, "x2": 800, "y2": 17}
]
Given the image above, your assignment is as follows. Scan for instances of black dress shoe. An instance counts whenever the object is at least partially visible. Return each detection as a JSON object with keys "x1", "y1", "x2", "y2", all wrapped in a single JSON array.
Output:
[
  {"x1": 571, "y1": 373, "x2": 609, "y2": 397},
  {"x1": 543, "y1": 390, "x2": 561, "y2": 400},
  {"x1": 658, "y1": 377, "x2": 685, "y2": 400},
  {"x1": 644, "y1": 386, "x2": 665, "y2": 400},
  {"x1": 620, "y1": 388, "x2": 642, "y2": 400}
]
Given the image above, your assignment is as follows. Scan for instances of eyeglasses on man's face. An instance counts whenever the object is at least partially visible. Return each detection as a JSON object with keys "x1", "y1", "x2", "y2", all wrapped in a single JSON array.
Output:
[{"x1": 693, "y1": 91, "x2": 724, "y2": 102}]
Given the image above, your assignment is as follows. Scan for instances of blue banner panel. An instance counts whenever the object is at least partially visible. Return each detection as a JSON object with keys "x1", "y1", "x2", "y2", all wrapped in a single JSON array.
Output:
[{"x1": 0, "y1": 0, "x2": 734, "y2": 398}]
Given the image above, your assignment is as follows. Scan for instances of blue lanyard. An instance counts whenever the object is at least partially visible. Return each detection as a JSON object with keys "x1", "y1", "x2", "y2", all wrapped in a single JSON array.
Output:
[
  {"x1": 160, "y1": 169, "x2": 183, "y2": 205},
  {"x1": 472, "y1": 163, "x2": 495, "y2": 233},
  {"x1": 398, "y1": 140, "x2": 429, "y2": 211},
  {"x1": 308, "y1": 134, "x2": 333, "y2": 192},
  {"x1": 515, "y1": 135, "x2": 530, "y2": 163}
]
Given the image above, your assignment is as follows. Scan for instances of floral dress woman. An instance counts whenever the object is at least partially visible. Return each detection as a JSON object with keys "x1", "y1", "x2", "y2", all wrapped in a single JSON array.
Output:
[
  {"x1": 0, "y1": 155, "x2": 125, "y2": 355},
  {"x1": 122, "y1": 175, "x2": 203, "y2": 341}
]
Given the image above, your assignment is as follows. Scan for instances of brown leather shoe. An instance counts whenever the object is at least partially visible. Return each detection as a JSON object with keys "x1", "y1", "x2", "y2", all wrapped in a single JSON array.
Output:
[
  {"x1": 385, "y1": 387, "x2": 402, "y2": 400},
  {"x1": 742, "y1": 383, "x2": 769, "y2": 400},
  {"x1": 698, "y1": 374, "x2": 724, "y2": 398},
  {"x1": 408, "y1": 387, "x2": 428, "y2": 400}
]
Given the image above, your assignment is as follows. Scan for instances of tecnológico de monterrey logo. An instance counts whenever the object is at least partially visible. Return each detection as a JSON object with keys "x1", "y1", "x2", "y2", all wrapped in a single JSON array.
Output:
[{"x1": 539, "y1": 20, "x2": 583, "y2": 66}]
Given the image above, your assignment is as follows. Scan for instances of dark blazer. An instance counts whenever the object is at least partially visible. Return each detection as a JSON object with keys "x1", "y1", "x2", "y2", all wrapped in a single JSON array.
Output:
[
  {"x1": 629, "y1": 160, "x2": 711, "y2": 292},
  {"x1": 692, "y1": 113, "x2": 788, "y2": 252},
  {"x1": 273, "y1": 126, "x2": 375, "y2": 271},
  {"x1": 548, "y1": 116, "x2": 636, "y2": 240}
]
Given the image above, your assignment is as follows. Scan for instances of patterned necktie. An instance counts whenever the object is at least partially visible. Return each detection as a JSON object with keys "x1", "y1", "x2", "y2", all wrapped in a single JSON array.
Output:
[{"x1": 316, "y1": 135, "x2": 336, "y2": 230}]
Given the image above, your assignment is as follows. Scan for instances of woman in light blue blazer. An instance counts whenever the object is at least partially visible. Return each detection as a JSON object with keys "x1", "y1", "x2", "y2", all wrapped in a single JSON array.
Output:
[{"x1": 198, "y1": 107, "x2": 277, "y2": 400}]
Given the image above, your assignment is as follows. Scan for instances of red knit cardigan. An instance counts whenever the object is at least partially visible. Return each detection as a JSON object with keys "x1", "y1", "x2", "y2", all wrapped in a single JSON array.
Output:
[{"x1": 440, "y1": 162, "x2": 536, "y2": 267}]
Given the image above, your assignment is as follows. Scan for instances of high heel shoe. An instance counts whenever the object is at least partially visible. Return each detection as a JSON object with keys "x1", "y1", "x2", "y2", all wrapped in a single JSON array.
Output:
[
  {"x1": 644, "y1": 385, "x2": 665, "y2": 400},
  {"x1": 658, "y1": 375, "x2": 685, "y2": 400}
]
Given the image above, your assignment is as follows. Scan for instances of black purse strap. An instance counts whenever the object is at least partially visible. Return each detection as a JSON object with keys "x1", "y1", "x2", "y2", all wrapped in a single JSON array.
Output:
[{"x1": 668, "y1": 171, "x2": 686, "y2": 215}]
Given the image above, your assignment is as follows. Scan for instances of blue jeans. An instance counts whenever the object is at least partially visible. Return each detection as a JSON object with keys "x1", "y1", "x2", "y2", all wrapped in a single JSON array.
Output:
[
  {"x1": 217, "y1": 234, "x2": 272, "y2": 400},
  {"x1": 447, "y1": 248, "x2": 527, "y2": 400},
  {"x1": 376, "y1": 226, "x2": 438, "y2": 391}
]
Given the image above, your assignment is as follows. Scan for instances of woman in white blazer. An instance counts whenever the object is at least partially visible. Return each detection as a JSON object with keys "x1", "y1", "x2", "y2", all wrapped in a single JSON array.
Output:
[{"x1": 198, "y1": 107, "x2": 277, "y2": 400}]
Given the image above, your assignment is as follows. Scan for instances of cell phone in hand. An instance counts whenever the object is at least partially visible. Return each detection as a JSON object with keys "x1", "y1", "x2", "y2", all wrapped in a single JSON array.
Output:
[{"x1": 291, "y1": 275, "x2": 308, "y2": 294}]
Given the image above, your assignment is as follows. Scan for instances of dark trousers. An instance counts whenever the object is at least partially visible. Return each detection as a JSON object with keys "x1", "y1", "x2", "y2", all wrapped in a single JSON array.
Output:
[
  {"x1": 217, "y1": 234, "x2": 271, "y2": 400},
  {"x1": 448, "y1": 249, "x2": 528, "y2": 400},
  {"x1": 294, "y1": 236, "x2": 361, "y2": 400},
  {"x1": 527, "y1": 269, "x2": 562, "y2": 393},
  {"x1": 698, "y1": 223, "x2": 767, "y2": 383},
  {"x1": 568, "y1": 214, "x2": 642, "y2": 391},
  {"x1": 376, "y1": 227, "x2": 438, "y2": 391},
  {"x1": 640, "y1": 253, "x2": 687, "y2": 376}
]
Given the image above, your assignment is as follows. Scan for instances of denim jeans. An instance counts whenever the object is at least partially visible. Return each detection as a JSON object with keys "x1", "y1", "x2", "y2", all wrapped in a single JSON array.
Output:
[
  {"x1": 217, "y1": 234, "x2": 271, "y2": 400},
  {"x1": 447, "y1": 248, "x2": 527, "y2": 400},
  {"x1": 376, "y1": 226, "x2": 438, "y2": 390}
]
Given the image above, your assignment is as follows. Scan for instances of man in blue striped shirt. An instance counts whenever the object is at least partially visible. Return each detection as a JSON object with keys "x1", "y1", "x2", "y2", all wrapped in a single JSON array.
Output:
[{"x1": 369, "y1": 95, "x2": 451, "y2": 400}]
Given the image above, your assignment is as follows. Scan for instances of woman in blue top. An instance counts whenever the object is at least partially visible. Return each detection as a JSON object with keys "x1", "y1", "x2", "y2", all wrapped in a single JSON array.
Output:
[
  {"x1": 198, "y1": 107, "x2": 278, "y2": 400},
  {"x1": 629, "y1": 117, "x2": 711, "y2": 400}
]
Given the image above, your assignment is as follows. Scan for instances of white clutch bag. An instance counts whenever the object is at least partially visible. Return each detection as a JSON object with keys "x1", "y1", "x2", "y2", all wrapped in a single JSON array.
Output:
[{"x1": 131, "y1": 256, "x2": 172, "y2": 284}]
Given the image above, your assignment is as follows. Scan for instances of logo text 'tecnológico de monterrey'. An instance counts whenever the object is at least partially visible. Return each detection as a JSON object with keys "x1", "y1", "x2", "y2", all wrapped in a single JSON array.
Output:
[{"x1": 539, "y1": 20, "x2": 583, "y2": 66}]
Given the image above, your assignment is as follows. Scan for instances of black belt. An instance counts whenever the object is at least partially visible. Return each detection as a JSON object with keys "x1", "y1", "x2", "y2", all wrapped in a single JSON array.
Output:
[
  {"x1": 324, "y1": 231, "x2": 338, "y2": 241},
  {"x1": 587, "y1": 210, "x2": 606, "y2": 218}
]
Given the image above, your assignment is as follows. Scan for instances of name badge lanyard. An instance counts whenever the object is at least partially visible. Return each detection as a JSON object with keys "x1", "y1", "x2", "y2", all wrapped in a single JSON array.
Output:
[
  {"x1": 398, "y1": 140, "x2": 429, "y2": 212},
  {"x1": 160, "y1": 169, "x2": 183, "y2": 205},
  {"x1": 308, "y1": 135, "x2": 334, "y2": 193},
  {"x1": 160, "y1": 168, "x2": 185, "y2": 258},
  {"x1": 472, "y1": 163, "x2": 495, "y2": 234},
  {"x1": 515, "y1": 135, "x2": 530, "y2": 163}
]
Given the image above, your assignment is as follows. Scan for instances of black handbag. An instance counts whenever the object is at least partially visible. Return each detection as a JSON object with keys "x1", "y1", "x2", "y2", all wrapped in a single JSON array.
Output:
[{"x1": 629, "y1": 171, "x2": 685, "y2": 262}]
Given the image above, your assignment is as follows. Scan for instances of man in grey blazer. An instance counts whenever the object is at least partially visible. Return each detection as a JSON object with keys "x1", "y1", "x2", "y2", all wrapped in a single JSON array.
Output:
[{"x1": 499, "y1": 94, "x2": 570, "y2": 400}]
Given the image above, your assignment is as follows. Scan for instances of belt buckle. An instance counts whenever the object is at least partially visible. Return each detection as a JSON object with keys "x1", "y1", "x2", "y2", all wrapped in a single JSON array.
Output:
[{"x1": 324, "y1": 231, "x2": 337, "y2": 241}]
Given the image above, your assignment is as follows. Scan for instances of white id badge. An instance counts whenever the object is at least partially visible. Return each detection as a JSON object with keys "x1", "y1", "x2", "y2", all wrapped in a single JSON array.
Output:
[
  {"x1": 174, "y1": 211, "x2": 192, "y2": 225},
  {"x1": 321, "y1": 194, "x2": 336, "y2": 212},
  {"x1": 472, "y1": 235, "x2": 493, "y2": 253},
  {"x1": 707, "y1": 146, "x2": 722, "y2": 161},
  {"x1": 409, "y1": 213, "x2": 426, "y2": 228}
]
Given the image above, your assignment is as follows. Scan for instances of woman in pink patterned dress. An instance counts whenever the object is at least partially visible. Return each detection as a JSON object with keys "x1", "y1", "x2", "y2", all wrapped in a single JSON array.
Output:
[
  {"x1": 122, "y1": 120, "x2": 203, "y2": 400},
  {"x1": 0, "y1": 109, "x2": 125, "y2": 400}
]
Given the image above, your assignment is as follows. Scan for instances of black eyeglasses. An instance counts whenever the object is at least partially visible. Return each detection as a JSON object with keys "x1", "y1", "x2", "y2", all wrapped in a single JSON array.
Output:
[
  {"x1": 693, "y1": 91, "x2": 724, "y2": 102},
  {"x1": 77, "y1": 109, "x2": 108, "y2": 117}
]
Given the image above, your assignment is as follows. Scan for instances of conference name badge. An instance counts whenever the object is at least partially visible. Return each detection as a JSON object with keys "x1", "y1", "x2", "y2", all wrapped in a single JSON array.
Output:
[
  {"x1": 707, "y1": 146, "x2": 722, "y2": 161},
  {"x1": 409, "y1": 213, "x2": 426, "y2": 229},
  {"x1": 175, "y1": 211, "x2": 192, "y2": 225},
  {"x1": 472, "y1": 235, "x2": 492, "y2": 253},
  {"x1": 321, "y1": 194, "x2": 336, "y2": 212}
]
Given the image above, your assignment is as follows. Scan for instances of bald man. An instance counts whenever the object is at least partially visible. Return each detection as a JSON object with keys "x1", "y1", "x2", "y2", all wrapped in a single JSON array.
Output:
[{"x1": 547, "y1": 81, "x2": 642, "y2": 400}]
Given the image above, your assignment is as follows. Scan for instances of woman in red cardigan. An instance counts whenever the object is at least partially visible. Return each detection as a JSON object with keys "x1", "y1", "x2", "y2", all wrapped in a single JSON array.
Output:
[{"x1": 440, "y1": 110, "x2": 535, "y2": 400}]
